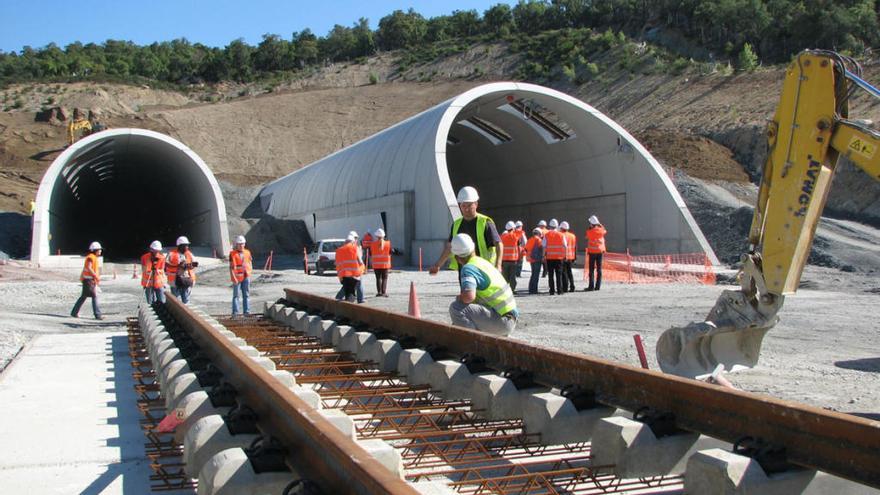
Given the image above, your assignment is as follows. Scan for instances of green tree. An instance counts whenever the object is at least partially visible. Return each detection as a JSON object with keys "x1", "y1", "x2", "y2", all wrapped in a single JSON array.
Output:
[
  {"x1": 449, "y1": 9, "x2": 482, "y2": 38},
  {"x1": 737, "y1": 42, "x2": 758, "y2": 71},
  {"x1": 225, "y1": 39, "x2": 254, "y2": 82},
  {"x1": 322, "y1": 25, "x2": 357, "y2": 61},
  {"x1": 512, "y1": 0, "x2": 551, "y2": 34},
  {"x1": 293, "y1": 29, "x2": 319, "y2": 67},
  {"x1": 254, "y1": 34, "x2": 293, "y2": 71},
  {"x1": 484, "y1": 3, "x2": 515, "y2": 36},
  {"x1": 377, "y1": 9, "x2": 428, "y2": 50},
  {"x1": 352, "y1": 18, "x2": 377, "y2": 57}
]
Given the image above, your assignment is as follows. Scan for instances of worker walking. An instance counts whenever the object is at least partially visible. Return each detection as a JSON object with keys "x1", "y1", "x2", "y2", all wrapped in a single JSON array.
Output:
[
  {"x1": 335, "y1": 231, "x2": 366, "y2": 303},
  {"x1": 543, "y1": 219, "x2": 567, "y2": 295},
  {"x1": 229, "y1": 235, "x2": 253, "y2": 315},
  {"x1": 525, "y1": 228, "x2": 544, "y2": 295},
  {"x1": 167, "y1": 236, "x2": 198, "y2": 304},
  {"x1": 335, "y1": 234, "x2": 364, "y2": 302},
  {"x1": 141, "y1": 240, "x2": 167, "y2": 304},
  {"x1": 70, "y1": 241, "x2": 104, "y2": 320},
  {"x1": 429, "y1": 186, "x2": 502, "y2": 274},
  {"x1": 448, "y1": 233, "x2": 518, "y2": 336},
  {"x1": 500, "y1": 221, "x2": 523, "y2": 291},
  {"x1": 370, "y1": 228, "x2": 392, "y2": 297},
  {"x1": 561, "y1": 221, "x2": 577, "y2": 292},
  {"x1": 585, "y1": 215, "x2": 607, "y2": 291}
]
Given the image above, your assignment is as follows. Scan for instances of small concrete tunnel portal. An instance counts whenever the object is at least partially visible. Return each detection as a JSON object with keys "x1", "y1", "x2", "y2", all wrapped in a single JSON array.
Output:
[{"x1": 31, "y1": 129, "x2": 230, "y2": 262}]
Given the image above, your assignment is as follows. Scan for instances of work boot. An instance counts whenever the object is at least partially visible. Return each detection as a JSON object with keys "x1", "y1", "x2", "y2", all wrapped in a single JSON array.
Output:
[{"x1": 95, "y1": 315, "x2": 105, "y2": 320}]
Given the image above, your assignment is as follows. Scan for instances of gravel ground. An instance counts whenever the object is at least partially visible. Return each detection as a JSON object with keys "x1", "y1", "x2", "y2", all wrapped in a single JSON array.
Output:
[{"x1": 1, "y1": 257, "x2": 878, "y2": 417}]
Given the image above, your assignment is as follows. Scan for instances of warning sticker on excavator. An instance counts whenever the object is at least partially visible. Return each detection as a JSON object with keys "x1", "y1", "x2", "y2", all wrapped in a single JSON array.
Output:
[{"x1": 848, "y1": 137, "x2": 876, "y2": 159}]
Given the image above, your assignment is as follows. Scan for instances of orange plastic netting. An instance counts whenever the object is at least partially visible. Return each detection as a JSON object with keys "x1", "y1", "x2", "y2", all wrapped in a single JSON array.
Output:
[{"x1": 583, "y1": 250, "x2": 715, "y2": 285}]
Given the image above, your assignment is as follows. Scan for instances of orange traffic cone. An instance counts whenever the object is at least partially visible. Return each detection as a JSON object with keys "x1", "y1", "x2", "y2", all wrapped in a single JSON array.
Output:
[
  {"x1": 408, "y1": 281, "x2": 421, "y2": 319},
  {"x1": 131, "y1": 264, "x2": 138, "y2": 279}
]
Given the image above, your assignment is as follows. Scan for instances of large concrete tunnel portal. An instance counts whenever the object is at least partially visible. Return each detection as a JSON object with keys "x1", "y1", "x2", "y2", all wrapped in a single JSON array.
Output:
[{"x1": 31, "y1": 129, "x2": 230, "y2": 262}]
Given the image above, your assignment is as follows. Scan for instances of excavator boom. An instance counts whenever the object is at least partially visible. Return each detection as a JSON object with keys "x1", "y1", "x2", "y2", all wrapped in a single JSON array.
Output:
[{"x1": 657, "y1": 51, "x2": 880, "y2": 378}]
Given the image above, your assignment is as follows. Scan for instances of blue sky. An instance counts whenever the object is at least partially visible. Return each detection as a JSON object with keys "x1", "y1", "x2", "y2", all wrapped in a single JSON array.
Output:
[{"x1": 1, "y1": 0, "x2": 514, "y2": 53}]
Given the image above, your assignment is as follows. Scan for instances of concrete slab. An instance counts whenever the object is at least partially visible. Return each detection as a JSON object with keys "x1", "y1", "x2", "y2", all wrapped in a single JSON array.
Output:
[{"x1": 0, "y1": 332, "x2": 153, "y2": 494}]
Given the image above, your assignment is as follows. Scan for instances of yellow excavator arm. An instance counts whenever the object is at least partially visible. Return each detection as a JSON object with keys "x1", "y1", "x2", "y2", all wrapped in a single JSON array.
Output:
[{"x1": 657, "y1": 50, "x2": 880, "y2": 378}]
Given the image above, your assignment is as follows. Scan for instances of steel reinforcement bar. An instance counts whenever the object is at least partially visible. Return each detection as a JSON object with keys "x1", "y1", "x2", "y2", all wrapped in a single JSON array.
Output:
[
  {"x1": 164, "y1": 295, "x2": 421, "y2": 495},
  {"x1": 284, "y1": 288, "x2": 880, "y2": 489}
]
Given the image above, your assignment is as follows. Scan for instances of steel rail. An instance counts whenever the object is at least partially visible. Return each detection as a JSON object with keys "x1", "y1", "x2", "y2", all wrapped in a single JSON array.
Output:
[
  {"x1": 284, "y1": 288, "x2": 880, "y2": 488},
  {"x1": 164, "y1": 295, "x2": 420, "y2": 495}
]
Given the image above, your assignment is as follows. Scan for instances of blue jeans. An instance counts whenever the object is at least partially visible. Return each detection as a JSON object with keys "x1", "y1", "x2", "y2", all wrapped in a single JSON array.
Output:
[
  {"x1": 529, "y1": 262, "x2": 542, "y2": 294},
  {"x1": 144, "y1": 287, "x2": 166, "y2": 304},
  {"x1": 171, "y1": 286, "x2": 192, "y2": 304},
  {"x1": 232, "y1": 278, "x2": 250, "y2": 315},
  {"x1": 335, "y1": 278, "x2": 364, "y2": 303}
]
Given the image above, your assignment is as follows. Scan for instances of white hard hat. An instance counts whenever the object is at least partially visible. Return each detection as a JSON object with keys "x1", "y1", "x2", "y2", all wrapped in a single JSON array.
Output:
[
  {"x1": 505, "y1": 220, "x2": 515, "y2": 230},
  {"x1": 375, "y1": 228, "x2": 385, "y2": 238},
  {"x1": 346, "y1": 234, "x2": 356, "y2": 242},
  {"x1": 88, "y1": 241, "x2": 102, "y2": 251},
  {"x1": 450, "y1": 233, "x2": 475, "y2": 256},
  {"x1": 235, "y1": 235, "x2": 246, "y2": 244},
  {"x1": 349, "y1": 230, "x2": 359, "y2": 239},
  {"x1": 515, "y1": 220, "x2": 523, "y2": 228},
  {"x1": 589, "y1": 215, "x2": 599, "y2": 225},
  {"x1": 538, "y1": 220, "x2": 547, "y2": 227},
  {"x1": 548, "y1": 219, "x2": 559, "y2": 228},
  {"x1": 560, "y1": 221, "x2": 570, "y2": 230},
  {"x1": 149, "y1": 240, "x2": 162, "y2": 251},
  {"x1": 176, "y1": 236, "x2": 190, "y2": 246},
  {"x1": 532, "y1": 228, "x2": 541, "y2": 235},
  {"x1": 456, "y1": 186, "x2": 479, "y2": 203}
]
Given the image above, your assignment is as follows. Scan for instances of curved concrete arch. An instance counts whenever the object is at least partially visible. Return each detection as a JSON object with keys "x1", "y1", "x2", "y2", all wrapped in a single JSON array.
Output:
[
  {"x1": 31, "y1": 128, "x2": 230, "y2": 263},
  {"x1": 260, "y1": 82, "x2": 717, "y2": 266}
]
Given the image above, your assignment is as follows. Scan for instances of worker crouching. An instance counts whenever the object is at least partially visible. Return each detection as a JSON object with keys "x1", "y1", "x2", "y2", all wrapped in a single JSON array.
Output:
[
  {"x1": 448, "y1": 233, "x2": 518, "y2": 336},
  {"x1": 141, "y1": 240, "x2": 167, "y2": 304},
  {"x1": 70, "y1": 241, "x2": 104, "y2": 320},
  {"x1": 167, "y1": 236, "x2": 198, "y2": 304}
]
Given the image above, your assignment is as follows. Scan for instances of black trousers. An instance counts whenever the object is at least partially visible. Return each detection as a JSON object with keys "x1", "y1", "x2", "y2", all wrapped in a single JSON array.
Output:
[
  {"x1": 563, "y1": 260, "x2": 575, "y2": 292},
  {"x1": 501, "y1": 261, "x2": 518, "y2": 291},
  {"x1": 546, "y1": 259, "x2": 563, "y2": 295},
  {"x1": 341, "y1": 277, "x2": 359, "y2": 301},
  {"x1": 374, "y1": 269, "x2": 388, "y2": 295},
  {"x1": 588, "y1": 253, "x2": 603, "y2": 290}
]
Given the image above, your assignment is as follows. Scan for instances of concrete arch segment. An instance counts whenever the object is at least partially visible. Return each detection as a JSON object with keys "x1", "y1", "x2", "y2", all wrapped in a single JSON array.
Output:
[
  {"x1": 31, "y1": 129, "x2": 230, "y2": 264},
  {"x1": 260, "y1": 83, "x2": 717, "y2": 266}
]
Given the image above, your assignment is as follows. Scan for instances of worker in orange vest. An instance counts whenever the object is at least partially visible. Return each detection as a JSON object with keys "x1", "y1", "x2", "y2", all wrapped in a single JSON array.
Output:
[
  {"x1": 141, "y1": 240, "x2": 167, "y2": 304},
  {"x1": 500, "y1": 221, "x2": 524, "y2": 291},
  {"x1": 361, "y1": 231, "x2": 374, "y2": 272},
  {"x1": 542, "y1": 219, "x2": 567, "y2": 295},
  {"x1": 370, "y1": 228, "x2": 392, "y2": 297},
  {"x1": 70, "y1": 241, "x2": 104, "y2": 319},
  {"x1": 514, "y1": 220, "x2": 526, "y2": 277},
  {"x1": 561, "y1": 221, "x2": 577, "y2": 292},
  {"x1": 585, "y1": 215, "x2": 607, "y2": 291},
  {"x1": 335, "y1": 234, "x2": 364, "y2": 302},
  {"x1": 536, "y1": 220, "x2": 549, "y2": 278},
  {"x1": 525, "y1": 228, "x2": 544, "y2": 295},
  {"x1": 167, "y1": 235, "x2": 198, "y2": 304},
  {"x1": 229, "y1": 235, "x2": 253, "y2": 315}
]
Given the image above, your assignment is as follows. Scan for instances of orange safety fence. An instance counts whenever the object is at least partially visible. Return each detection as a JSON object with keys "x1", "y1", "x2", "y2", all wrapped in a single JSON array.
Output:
[{"x1": 583, "y1": 249, "x2": 715, "y2": 285}]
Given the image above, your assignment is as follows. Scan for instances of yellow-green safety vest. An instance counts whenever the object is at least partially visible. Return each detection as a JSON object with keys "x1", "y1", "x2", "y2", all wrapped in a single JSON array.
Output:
[
  {"x1": 449, "y1": 213, "x2": 497, "y2": 269},
  {"x1": 464, "y1": 255, "x2": 517, "y2": 317}
]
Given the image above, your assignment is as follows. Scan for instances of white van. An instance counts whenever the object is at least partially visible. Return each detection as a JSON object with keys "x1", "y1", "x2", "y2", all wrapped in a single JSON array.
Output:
[{"x1": 305, "y1": 238, "x2": 346, "y2": 275}]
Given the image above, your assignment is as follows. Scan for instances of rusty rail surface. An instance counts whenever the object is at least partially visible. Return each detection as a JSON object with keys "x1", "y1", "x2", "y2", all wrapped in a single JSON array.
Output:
[
  {"x1": 164, "y1": 295, "x2": 420, "y2": 495},
  {"x1": 284, "y1": 288, "x2": 880, "y2": 489}
]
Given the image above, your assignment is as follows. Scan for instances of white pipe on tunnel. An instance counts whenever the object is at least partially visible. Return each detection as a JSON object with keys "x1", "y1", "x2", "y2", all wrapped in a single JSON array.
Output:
[{"x1": 31, "y1": 129, "x2": 230, "y2": 263}]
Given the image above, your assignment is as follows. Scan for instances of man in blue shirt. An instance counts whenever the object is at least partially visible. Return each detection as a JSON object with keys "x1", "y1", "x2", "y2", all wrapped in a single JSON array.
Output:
[{"x1": 448, "y1": 233, "x2": 518, "y2": 336}]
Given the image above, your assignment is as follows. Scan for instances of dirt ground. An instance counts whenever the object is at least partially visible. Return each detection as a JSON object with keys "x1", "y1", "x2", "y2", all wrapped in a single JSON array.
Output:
[{"x1": 1, "y1": 258, "x2": 877, "y2": 418}]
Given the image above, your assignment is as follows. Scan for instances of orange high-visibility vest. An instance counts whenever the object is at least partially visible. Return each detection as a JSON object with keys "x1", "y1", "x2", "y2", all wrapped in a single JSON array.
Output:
[
  {"x1": 525, "y1": 236, "x2": 543, "y2": 263},
  {"x1": 564, "y1": 231, "x2": 577, "y2": 260},
  {"x1": 335, "y1": 243, "x2": 361, "y2": 278},
  {"x1": 229, "y1": 248, "x2": 253, "y2": 283},
  {"x1": 167, "y1": 250, "x2": 196, "y2": 285},
  {"x1": 141, "y1": 252, "x2": 167, "y2": 289},
  {"x1": 586, "y1": 226, "x2": 607, "y2": 254},
  {"x1": 544, "y1": 230, "x2": 566, "y2": 260},
  {"x1": 81, "y1": 252, "x2": 100, "y2": 283},
  {"x1": 500, "y1": 231, "x2": 520, "y2": 262},
  {"x1": 370, "y1": 239, "x2": 392, "y2": 269},
  {"x1": 538, "y1": 227, "x2": 548, "y2": 236}
]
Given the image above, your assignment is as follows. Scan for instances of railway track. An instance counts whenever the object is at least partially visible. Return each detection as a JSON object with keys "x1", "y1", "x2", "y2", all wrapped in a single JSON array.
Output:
[{"x1": 127, "y1": 289, "x2": 880, "y2": 494}]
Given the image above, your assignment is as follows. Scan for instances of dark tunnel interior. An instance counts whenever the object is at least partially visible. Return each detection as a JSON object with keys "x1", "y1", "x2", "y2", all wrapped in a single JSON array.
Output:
[{"x1": 48, "y1": 135, "x2": 219, "y2": 261}]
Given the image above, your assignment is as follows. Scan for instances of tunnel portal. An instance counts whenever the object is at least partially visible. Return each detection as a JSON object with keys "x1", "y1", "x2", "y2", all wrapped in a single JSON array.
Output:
[{"x1": 32, "y1": 129, "x2": 230, "y2": 262}]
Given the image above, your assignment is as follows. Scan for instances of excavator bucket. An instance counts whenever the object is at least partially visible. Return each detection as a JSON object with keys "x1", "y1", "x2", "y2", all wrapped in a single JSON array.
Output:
[{"x1": 656, "y1": 289, "x2": 779, "y2": 378}]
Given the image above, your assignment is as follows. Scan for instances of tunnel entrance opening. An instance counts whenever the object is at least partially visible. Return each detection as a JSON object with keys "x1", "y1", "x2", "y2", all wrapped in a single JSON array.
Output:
[{"x1": 33, "y1": 129, "x2": 230, "y2": 263}]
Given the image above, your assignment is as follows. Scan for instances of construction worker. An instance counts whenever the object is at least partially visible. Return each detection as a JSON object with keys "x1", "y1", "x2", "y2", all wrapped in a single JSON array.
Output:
[
  {"x1": 335, "y1": 234, "x2": 364, "y2": 302},
  {"x1": 448, "y1": 233, "x2": 518, "y2": 336},
  {"x1": 585, "y1": 215, "x2": 607, "y2": 291},
  {"x1": 167, "y1": 236, "x2": 198, "y2": 304},
  {"x1": 500, "y1": 221, "x2": 523, "y2": 291},
  {"x1": 561, "y1": 221, "x2": 577, "y2": 292},
  {"x1": 141, "y1": 240, "x2": 167, "y2": 304},
  {"x1": 543, "y1": 219, "x2": 567, "y2": 295},
  {"x1": 361, "y1": 230, "x2": 373, "y2": 272},
  {"x1": 70, "y1": 241, "x2": 104, "y2": 320},
  {"x1": 514, "y1": 220, "x2": 526, "y2": 277},
  {"x1": 229, "y1": 235, "x2": 253, "y2": 315},
  {"x1": 370, "y1": 228, "x2": 392, "y2": 297},
  {"x1": 335, "y1": 231, "x2": 366, "y2": 303},
  {"x1": 525, "y1": 228, "x2": 544, "y2": 295},
  {"x1": 429, "y1": 186, "x2": 502, "y2": 274},
  {"x1": 537, "y1": 220, "x2": 548, "y2": 278},
  {"x1": 67, "y1": 108, "x2": 92, "y2": 146}
]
